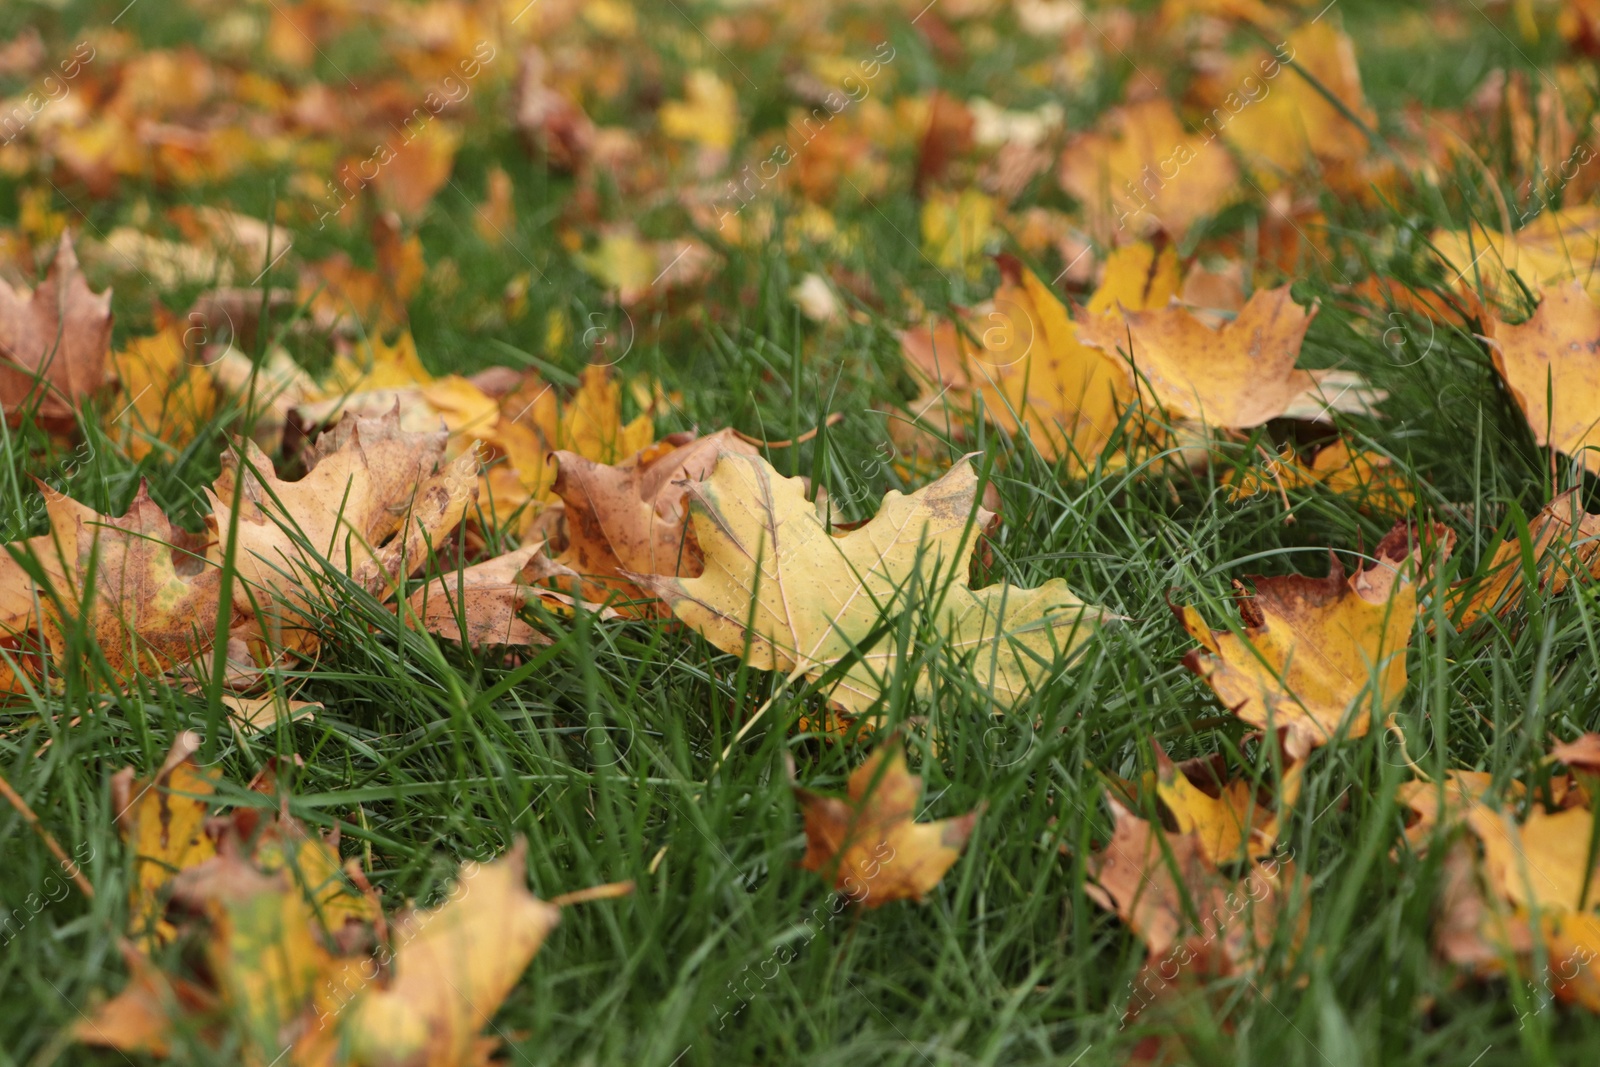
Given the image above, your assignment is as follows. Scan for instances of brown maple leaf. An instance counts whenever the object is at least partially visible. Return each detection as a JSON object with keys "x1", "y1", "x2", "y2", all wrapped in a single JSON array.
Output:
[
  {"x1": 0, "y1": 232, "x2": 113, "y2": 425},
  {"x1": 550, "y1": 428, "x2": 760, "y2": 615}
]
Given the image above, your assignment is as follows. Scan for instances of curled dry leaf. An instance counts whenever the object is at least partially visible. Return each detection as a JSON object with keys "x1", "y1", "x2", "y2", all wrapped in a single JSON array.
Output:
[
  {"x1": 0, "y1": 231, "x2": 113, "y2": 425},
  {"x1": 550, "y1": 428, "x2": 761, "y2": 615},
  {"x1": 1077, "y1": 284, "x2": 1384, "y2": 429},
  {"x1": 1178, "y1": 522, "x2": 1448, "y2": 750},
  {"x1": 639, "y1": 451, "x2": 1113, "y2": 716},
  {"x1": 1483, "y1": 282, "x2": 1600, "y2": 476},
  {"x1": 215, "y1": 408, "x2": 476, "y2": 654},
  {"x1": 794, "y1": 737, "x2": 980, "y2": 907}
]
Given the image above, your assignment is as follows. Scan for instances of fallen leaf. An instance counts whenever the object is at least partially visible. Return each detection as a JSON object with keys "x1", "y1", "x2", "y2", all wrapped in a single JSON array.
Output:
[
  {"x1": 1084, "y1": 793, "x2": 1304, "y2": 971},
  {"x1": 1451, "y1": 490, "x2": 1600, "y2": 627},
  {"x1": 109, "y1": 320, "x2": 218, "y2": 460},
  {"x1": 550, "y1": 428, "x2": 761, "y2": 615},
  {"x1": 341, "y1": 841, "x2": 562, "y2": 1066},
  {"x1": 110, "y1": 732, "x2": 217, "y2": 946},
  {"x1": 81, "y1": 749, "x2": 576, "y2": 1066},
  {"x1": 641, "y1": 451, "x2": 1113, "y2": 715},
  {"x1": 404, "y1": 540, "x2": 577, "y2": 645},
  {"x1": 659, "y1": 69, "x2": 738, "y2": 153},
  {"x1": 1432, "y1": 207, "x2": 1600, "y2": 305},
  {"x1": 1483, "y1": 282, "x2": 1600, "y2": 476},
  {"x1": 896, "y1": 243, "x2": 1177, "y2": 474},
  {"x1": 1178, "y1": 522, "x2": 1446, "y2": 749},
  {"x1": 1077, "y1": 284, "x2": 1383, "y2": 429},
  {"x1": 1153, "y1": 729, "x2": 1308, "y2": 867},
  {"x1": 0, "y1": 232, "x2": 113, "y2": 425},
  {"x1": 214, "y1": 408, "x2": 476, "y2": 654},
  {"x1": 1058, "y1": 98, "x2": 1239, "y2": 240},
  {"x1": 794, "y1": 737, "x2": 980, "y2": 906},
  {"x1": 1218, "y1": 24, "x2": 1376, "y2": 187}
]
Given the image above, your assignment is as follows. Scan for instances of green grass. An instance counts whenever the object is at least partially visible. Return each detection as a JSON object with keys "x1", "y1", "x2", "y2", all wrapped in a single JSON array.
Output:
[{"x1": 4, "y1": 0, "x2": 1600, "y2": 1064}]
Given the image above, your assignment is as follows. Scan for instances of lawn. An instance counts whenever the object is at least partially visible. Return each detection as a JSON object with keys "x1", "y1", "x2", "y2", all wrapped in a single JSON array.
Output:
[{"x1": 3, "y1": 1, "x2": 1600, "y2": 1065}]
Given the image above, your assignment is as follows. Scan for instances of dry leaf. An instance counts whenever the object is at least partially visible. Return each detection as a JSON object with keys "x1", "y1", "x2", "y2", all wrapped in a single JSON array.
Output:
[
  {"x1": 1058, "y1": 98, "x2": 1239, "y2": 240},
  {"x1": 214, "y1": 408, "x2": 476, "y2": 653},
  {"x1": 110, "y1": 732, "x2": 218, "y2": 946},
  {"x1": 1483, "y1": 282, "x2": 1600, "y2": 476},
  {"x1": 794, "y1": 737, "x2": 980, "y2": 906},
  {"x1": 0, "y1": 232, "x2": 113, "y2": 425},
  {"x1": 1077, "y1": 284, "x2": 1383, "y2": 428},
  {"x1": 1152, "y1": 729, "x2": 1308, "y2": 867},
  {"x1": 81, "y1": 746, "x2": 574, "y2": 1066},
  {"x1": 1178, "y1": 523, "x2": 1446, "y2": 749},
  {"x1": 1451, "y1": 490, "x2": 1600, "y2": 627},
  {"x1": 640, "y1": 451, "x2": 1113, "y2": 715},
  {"x1": 404, "y1": 540, "x2": 577, "y2": 646},
  {"x1": 1084, "y1": 793, "x2": 1304, "y2": 972},
  {"x1": 109, "y1": 320, "x2": 218, "y2": 459},
  {"x1": 550, "y1": 428, "x2": 761, "y2": 614}
]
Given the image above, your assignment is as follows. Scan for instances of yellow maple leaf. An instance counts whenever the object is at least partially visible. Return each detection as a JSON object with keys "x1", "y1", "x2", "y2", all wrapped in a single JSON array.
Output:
[{"x1": 639, "y1": 451, "x2": 1113, "y2": 715}]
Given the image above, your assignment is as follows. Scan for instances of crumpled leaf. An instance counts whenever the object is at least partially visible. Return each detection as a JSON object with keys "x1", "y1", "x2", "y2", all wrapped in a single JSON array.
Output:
[
  {"x1": 0, "y1": 231, "x2": 113, "y2": 425},
  {"x1": 1077, "y1": 284, "x2": 1383, "y2": 429},
  {"x1": 1483, "y1": 282, "x2": 1600, "y2": 476},
  {"x1": 1178, "y1": 522, "x2": 1446, "y2": 749},
  {"x1": 794, "y1": 737, "x2": 980, "y2": 906},
  {"x1": 550, "y1": 428, "x2": 761, "y2": 614},
  {"x1": 640, "y1": 451, "x2": 1113, "y2": 715}
]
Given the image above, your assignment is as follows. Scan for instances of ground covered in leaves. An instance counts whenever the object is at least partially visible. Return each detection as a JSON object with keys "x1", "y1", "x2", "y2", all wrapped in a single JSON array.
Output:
[{"x1": 4, "y1": 0, "x2": 1600, "y2": 1064}]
